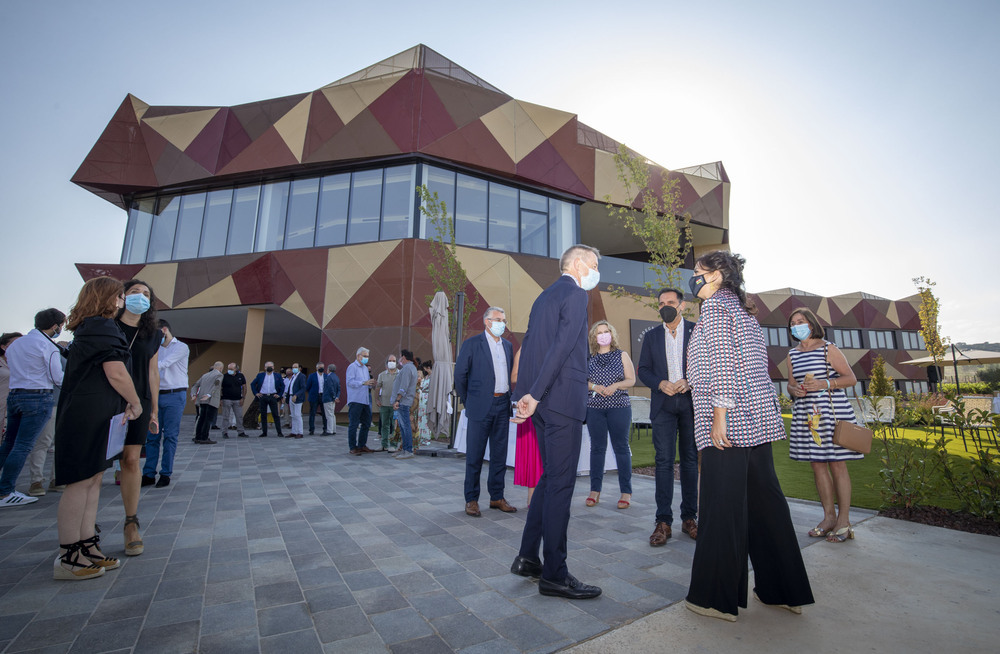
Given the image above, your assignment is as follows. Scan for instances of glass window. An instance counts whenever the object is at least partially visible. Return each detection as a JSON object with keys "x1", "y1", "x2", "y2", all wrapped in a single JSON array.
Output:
[
  {"x1": 228, "y1": 186, "x2": 260, "y2": 255},
  {"x1": 549, "y1": 199, "x2": 577, "y2": 259},
  {"x1": 830, "y1": 328, "x2": 862, "y2": 349},
  {"x1": 254, "y1": 181, "x2": 290, "y2": 252},
  {"x1": 455, "y1": 173, "x2": 487, "y2": 247},
  {"x1": 601, "y1": 256, "x2": 645, "y2": 287},
  {"x1": 124, "y1": 198, "x2": 155, "y2": 264},
  {"x1": 843, "y1": 382, "x2": 863, "y2": 398},
  {"x1": 869, "y1": 330, "x2": 895, "y2": 349},
  {"x1": 173, "y1": 193, "x2": 206, "y2": 260},
  {"x1": 147, "y1": 196, "x2": 179, "y2": 262},
  {"x1": 901, "y1": 380, "x2": 929, "y2": 396},
  {"x1": 199, "y1": 189, "x2": 232, "y2": 258},
  {"x1": 764, "y1": 327, "x2": 789, "y2": 347},
  {"x1": 316, "y1": 173, "x2": 349, "y2": 247},
  {"x1": 347, "y1": 169, "x2": 382, "y2": 244},
  {"x1": 520, "y1": 209, "x2": 547, "y2": 256},
  {"x1": 900, "y1": 331, "x2": 925, "y2": 350},
  {"x1": 488, "y1": 182, "x2": 517, "y2": 252},
  {"x1": 520, "y1": 189, "x2": 547, "y2": 213},
  {"x1": 421, "y1": 166, "x2": 455, "y2": 239},
  {"x1": 285, "y1": 178, "x2": 319, "y2": 249},
  {"x1": 773, "y1": 381, "x2": 789, "y2": 400},
  {"x1": 381, "y1": 165, "x2": 415, "y2": 240}
]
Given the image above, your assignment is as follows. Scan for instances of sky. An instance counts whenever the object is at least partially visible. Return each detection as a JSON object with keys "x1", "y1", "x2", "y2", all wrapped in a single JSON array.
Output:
[{"x1": 1, "y1": 0, "x2": 996, "y2": 342}]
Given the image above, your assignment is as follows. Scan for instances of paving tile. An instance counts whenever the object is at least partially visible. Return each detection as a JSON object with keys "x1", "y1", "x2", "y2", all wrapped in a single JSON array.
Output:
[
  {"x1": 87, "y1": 593, "x2": 153, "y2": 624},
  {"x1": 5, "y1": 613, "x2": 88, "y2": 651},
  {"x1": 312, "y1": 605, "x2": 372, "y2": 642},
  {"x1": 201, "y1": 599, "x2": 256, "y2": 635},
  {"x1": 134, "y1": 619, "x2": 201, "y2": 654},
  {"x1": 388, "y1": 634, "x2": 454, "y2": 654},
  {"x1": 143, "y1": 596, "x2": 205, "y2": 628},
  {"x1": 370, "y1": 607, "x2": 434, "y2": 644},
  {"x1": 68, "y1": 616, "x2": 143, "y2": 653},
  {"x1": 204, "y1": 578, "x2": 255, "y2": 606},
  {"x1": 303, "y1": 584, "x2": 357, "y2": 613},
  {"x1": 260, "y1": 628, "x2": 323, "y2": 654},
  {"x1": 490, "y1": 613, "x2": 565, "y2": 651},
  {"x1": 320, "y1": 631, "x2": 385, "y2": 654},
  {"x1": 460, "y1": 589, "x2": 525, "y2": 622},
  {"x1": 154, "y1": 575, "x2": 206, "y2": 601},
  {"x1": 253, "y1": 581, "x2": 303, "y2": 608},
  {"x1": 0, "y1": 611, "x2": 33, "y2": 641},
  {"x1": 353, "y1": 584, "x2": 409, "y2": 615},
  {"x1": 431, "y1": 610, "x2": 498, "y2": 649}
]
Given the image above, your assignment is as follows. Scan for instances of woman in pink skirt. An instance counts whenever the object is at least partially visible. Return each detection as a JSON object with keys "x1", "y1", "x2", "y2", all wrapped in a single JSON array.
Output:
[{"x1": 512, "y1": 350, "x2": 542, "y2": 506}]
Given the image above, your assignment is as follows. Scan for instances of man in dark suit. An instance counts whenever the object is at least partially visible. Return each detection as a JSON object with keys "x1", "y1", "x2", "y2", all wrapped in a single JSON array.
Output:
[
  {"x1": 307, "y1": 361, "x2": 331, "y2": 435},
  {"x1": 509, "y1": 244, "x2": 602, "y2": 600},
  {"x1": 250, "y1": 361, "x2": 285, "y2": 438},
  {"x1": 456, "y1": 306, "x2": 516, "y2": 518},
  {"x1": 286, "y1": 363, "x2": 307, "y2": 438},
  {"x1": 637, "y1": 287, "x2": 699, "y2": 546}
]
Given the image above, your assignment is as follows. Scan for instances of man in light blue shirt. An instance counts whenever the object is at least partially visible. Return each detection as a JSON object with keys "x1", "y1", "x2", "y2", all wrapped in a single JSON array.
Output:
[{"x1": 346, "y1": 347, "x2": 375, "y2": 455}]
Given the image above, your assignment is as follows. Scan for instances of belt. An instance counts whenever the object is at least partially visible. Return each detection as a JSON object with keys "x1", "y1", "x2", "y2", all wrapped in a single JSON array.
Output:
[
  {"x1": 493, "y1": 391, "x2": 511, "y2": 397},
  {"x1": 11, "y1": 388, "x2": 52, "y2": 394},
  {"x1": 159, "y1": 388, "x2": 187, "y2": 394}
]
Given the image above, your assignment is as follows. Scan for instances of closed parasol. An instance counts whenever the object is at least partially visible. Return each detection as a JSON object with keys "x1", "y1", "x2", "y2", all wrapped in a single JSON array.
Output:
[{"x1": 427, "y1": 292, "x2": 455, "y2": 437}]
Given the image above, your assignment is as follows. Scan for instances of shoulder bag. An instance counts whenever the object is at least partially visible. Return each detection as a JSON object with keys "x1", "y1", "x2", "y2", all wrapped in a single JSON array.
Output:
[{"x1": 823, "y1": 343, "x2": 872, "y2": 454}]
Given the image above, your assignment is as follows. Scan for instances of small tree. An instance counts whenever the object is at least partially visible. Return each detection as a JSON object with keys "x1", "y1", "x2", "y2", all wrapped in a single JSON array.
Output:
[
  {"x1": 418, "y1": 185, "x2": 479, "y2": 329},
  {"x1": 868, "y1": 354, "x2": 895, "y2": 398},
  {"x1": 913, "y1": 276, "x2": 949, "y2": 368},
  {"x1": 604, "y1": 146, "x2": 692, "y2": 309}
]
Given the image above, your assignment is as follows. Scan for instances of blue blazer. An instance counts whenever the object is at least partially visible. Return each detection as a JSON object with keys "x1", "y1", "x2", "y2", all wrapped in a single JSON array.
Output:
[
  {"x1": 250, "y1": 371, "x2": 284, "y2": 397},
  {"x1": 307, "y1": 372, "x2": 337, "y2": 403},
  {"x1": 637, "y1": 319, "x2": 695, "y2": 419},
  {"x1": 514, "y1": 275, "x2": 590, "y2": 421},
  {"x1": 455, "y1": 332, "x2": 514, "y2": 421},
  {"x1": 287, "y1": 373, "x2": 307, "y2": 404},
  {"x1": 322, "y1": 373, "x2": 340, "y2": 403}
]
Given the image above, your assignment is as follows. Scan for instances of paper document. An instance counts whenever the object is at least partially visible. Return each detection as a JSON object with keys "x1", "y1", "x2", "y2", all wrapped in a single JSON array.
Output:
[{"x1": 107, "y1": 412, "x2": 127, "y2": 459}]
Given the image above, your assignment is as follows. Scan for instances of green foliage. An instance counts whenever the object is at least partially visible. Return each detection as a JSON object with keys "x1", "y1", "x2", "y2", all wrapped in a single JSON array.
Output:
[
  {"x1": 777, "y1": 393, "x2": 793, "y2": 414},
  {"x1": 868, "y1": 354, "x2": 895, "y2": 398},
  {"x1": 913, "y1": 276, "x2": 948, "y2": 366},
  {"x1": 871, "y1": 419, "x2": 944, "y2": 510},
  {"x1": 976, "y1": 365, "x2": 1000, "y2": 387},
  {"x1": 939, "y1": 382, "x2": 996, "y2": 395},
  {"x1": 895, "y1": 392, "x2": 945, "y2": 427},
  {"x1": 418, "y1": 185, "x2": 479, "y2": 329},
  {"x1": 603, "y1": 146, "x2": 692, "y2": 309},
  {"x1": 936, "y1": 446, "x2": 1000, "y2": 520}
]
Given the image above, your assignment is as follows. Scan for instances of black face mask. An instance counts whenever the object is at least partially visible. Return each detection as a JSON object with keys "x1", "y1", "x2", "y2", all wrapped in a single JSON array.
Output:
[
  {"x1": 659, "y1": 306, "x2": 678, "y2": 324},
  {"x1": 265, "y1": 367, "x2": 274, "y2": 373},
  {"x1": 317, "y1": 368, "x2": 324, "y2": 373}
]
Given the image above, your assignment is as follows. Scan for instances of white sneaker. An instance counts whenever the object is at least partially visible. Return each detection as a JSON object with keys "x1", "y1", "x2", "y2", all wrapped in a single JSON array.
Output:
[
  {"x1": 0, "y1": 492, "x2": 39, "y2": 507},
  {"x1": 395, "y1": 451, "x2": 414, "y2": 459}
]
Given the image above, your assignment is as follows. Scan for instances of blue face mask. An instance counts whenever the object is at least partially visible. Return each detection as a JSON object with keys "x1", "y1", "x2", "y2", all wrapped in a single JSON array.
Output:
[
  {"x1": 488, "y1": 320, "x2": 506, "y2": 337},
  {"x1": 227, "y1": 369, "x2": 235, "y2": 375},
  {"x1": 791, "y1": 324, "x2": 812, "y2": 341},
  {"x1": 160, "y1": 335, "x2": 166, "y2": 346},
  {"x1": 125, "y1": 294, "x2": 150, "y2": 315},
  {"x1": 292, "y1": 367, "x2": 299, "y2": 375},
  {"x1": 361, "y1": 357, "x2": 369, "y2": 365}
]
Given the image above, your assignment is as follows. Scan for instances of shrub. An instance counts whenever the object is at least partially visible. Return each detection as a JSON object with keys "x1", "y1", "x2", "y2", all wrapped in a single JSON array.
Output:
[
  {"x1": 869, "y1": 355, "x2": 894, "y2": 398},
  {"x1": 939, "y1": 382, "x2": 995, "y2": 395},
  {"x1": 872, "y1": 421, "x2": 943, "y2": 509}
]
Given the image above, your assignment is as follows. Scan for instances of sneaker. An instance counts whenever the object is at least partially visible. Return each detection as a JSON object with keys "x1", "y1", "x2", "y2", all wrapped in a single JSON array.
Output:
[
  {"x1": 154, "y1": 475, "x2": 170, "y2": 488},
  {"x1": 387, "y1": 446, "x2": 398, "y2": 453},
  {"x1": 140, "y1": 475, "x2": 156, "y2": 487},
  {"x1": 0, "y1": 492, "x2": 39, "y2": 507},
  {"x1": 395, "y1": 451, "x2": 414, "y2": 459},
  {"x1": 211, "y1": 425, "x2": 220, "y2": 430},
  {"x1": 48, "y1": 480, "x2": 66, "y2": 492},
  {"x1": 237, "y1": 432, "x2": 248, "y2": 438},
  {"x1": 28, "y1": 482, "x2": 46, "y2": 497}
]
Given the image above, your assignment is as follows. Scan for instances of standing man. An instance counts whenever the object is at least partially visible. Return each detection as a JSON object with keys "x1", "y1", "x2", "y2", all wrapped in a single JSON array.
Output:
[
  {"x1": 322, "y1": 364, "x2": 340, "y2": 435},
  {"x1": 143, "y1": 319, "x2": 187, "y2": 489},
  {"x1": 374, "y1": 355, "x2": 398, "y2": 451},
  {"x1": 390, "y1": 350, "x2": 418, "y2": 460},
  {"x1": 220, "y1": 363, "x2": 247, "y2": 439},
  {"x1": 509, "y1": 245, "x2": 602, "y2": 600},
  {"x1": 307, "y1": 362, "x2": 329, "y2": 435},
  {"x1": 250, "y1": 362, "x2": 284, "y2": 438},
  {"x1": 456, "y1": 307, "x2": 516, "y2": 517},
  {"x1": 191, "y1": 362, "x2": 224, "y2": 444},
  {"x1": 637, "y1": 288, "x2": 699, "y2": 545},
  {"x1": 287, "y1": 363, "x2": 306, "y2": 438},
  {"x1": 0, "y1": 309, "x2": 65, "y2": 507},
  {"x1": 346, "y1": 348, "x2": 375, "y2": 454}
]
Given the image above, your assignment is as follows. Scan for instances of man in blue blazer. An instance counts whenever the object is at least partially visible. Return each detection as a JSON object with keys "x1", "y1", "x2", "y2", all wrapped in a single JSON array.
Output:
[
  {"x1": 250, "y1": 361, "x2": 285, "y2": 438},
  {"x1": 307, "y1": 361, "x2": 334, "y2": 435},
  {"x1": 637, "y1": 288, "x2": 699, "y2": 546},
  {"x1": 509, "y1": 245, "x2": 602, "y2": 600},
  {"x1": 321, "y1": 365, "x2": 341, "y2": 435},
  {"x1": 455, "y1": 306, "x2": 516, "y2": 517}
]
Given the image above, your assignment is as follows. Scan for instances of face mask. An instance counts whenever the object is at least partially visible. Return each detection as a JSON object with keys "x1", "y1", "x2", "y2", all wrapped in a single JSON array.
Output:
[
  {"x1": 361, "y1": 357, "x2": 369, "y2": 365},
  {"x1": 689, "y1": 274, "x2": 708, "y2": 298},
  {"x1": 160, "y1": 335, "x2": 166, "y2": 346},
  {"x1": 388, "y1": 361, "x2": 397, "y2": 370},
  {"x1": 292, "y1": 367, "x2": 299, "y2": 374},
  {"x1": 659, "y1": 306, "x2": 678, "y2": 324},
  {"x1": 265, "y1": 366, "x2": 273, "y2": 373},
  {"x1": 227, "y1": 369, "x2": 235, "y2": 375},
  {"x1": 579, "y1": 264, "x2": 600, "y2": 291},
  {"x1": 596, "y1": 333, "x2": 612, "y2": 347},
  {"x1": 489, "y1": 320, "x2": 506, "y2": 337},
  {"x1": 317, "y1": 367, "x2": 324, "y2": 373},
  {"x1": 791, "y1": 324, "x2": 812, "y2": 341},
  {"x1": 51, "y1": 328, "x2": 62, "y2": 339},
  {"x1": 125, "y1": 294, "x2": 150, "y2": 315}
]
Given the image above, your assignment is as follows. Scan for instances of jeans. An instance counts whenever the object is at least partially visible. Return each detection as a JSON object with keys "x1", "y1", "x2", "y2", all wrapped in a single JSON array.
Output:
[
  {"x1": 379, "y1": 406, "x2": 394, "y2": 448},
  {"x1": 195, "y1": 404, "x2": 218, "y2": 441},
  {"x1": 347, "y1": 402, "x2": 371, "y2": 450},
  {"x1": 587, "y1": 405, "x2": 633, "y2": 494},
  {"x1": 395, "y1": 405, "x2": 412, "y2": 453},
  {"x1": 651, "y1": 394, "x2": 699, "y2": 525},
  {"x1": 144, "y1": 391, "x2": 185, "y2": 477},
  {"x1": 308, "y1": 399, "x2": 327, "y2": 433},
  {"x1": 0, "y1": 390, "x2": 54, "y2": 495}
]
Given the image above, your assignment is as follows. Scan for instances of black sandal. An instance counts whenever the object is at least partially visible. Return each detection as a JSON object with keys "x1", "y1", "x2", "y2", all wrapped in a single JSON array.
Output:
[
  {"x1": 124, "y1": 515, "x2": 144, "y2": 556},
  {"x1": 79, "y1": 535, "x2": 121, "y2": 570},
  {"x1": 54, "y1": 541, "x2": 105, "y2": 580}
]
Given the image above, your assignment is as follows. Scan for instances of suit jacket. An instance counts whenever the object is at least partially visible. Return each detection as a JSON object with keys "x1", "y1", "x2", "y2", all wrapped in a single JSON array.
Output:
[
  {"x1": 321, "y1": 373, "x2": 340, "y2": 403},
  {"x1": 455, "y1": 332, "x2": 514, "y2": 421},
  {"x1": 637, "y1": 319, "x2": 695, "y2": 419},
  {"x1": 306, "y1": 372, "x2": 329, "y2": 403},
  {"x1": 287, "y1": 372, "x2": 306, "y2": 404},
  {"x1": 250, "y1": 371, "x2": 285, "y2": 397},
  {"x1": 514, "y1": 274, "x2": 590, "y2": 421},
  {"x1": 191, "y1": 368, "x2": 224, "y2": 408}
]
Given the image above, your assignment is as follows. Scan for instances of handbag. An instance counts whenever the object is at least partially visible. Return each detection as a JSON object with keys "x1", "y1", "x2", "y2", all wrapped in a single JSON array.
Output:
[{"x1": 823, "y1": 343, "x2": 873, "y2": 454}]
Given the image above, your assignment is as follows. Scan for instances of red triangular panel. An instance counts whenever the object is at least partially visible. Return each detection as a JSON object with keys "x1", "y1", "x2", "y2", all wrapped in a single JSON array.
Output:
[
  {"x1": 217, "y1": 126, "x2": 299, "y2": 176},
  {"x1": 421, "y1": 119, "x2": 515, "y2": 177},
  {"x1": 71, "y1": 96, "x2": 158, "y2": 189},
  {"x1": 302, "y1": 92, "x2": 345, "y2": 162}
]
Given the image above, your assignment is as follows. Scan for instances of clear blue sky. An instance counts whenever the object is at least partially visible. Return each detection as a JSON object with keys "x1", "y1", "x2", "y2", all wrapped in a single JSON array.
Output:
[{"x1": 1, "y1": 1, "x2": 996, "y2": 342}]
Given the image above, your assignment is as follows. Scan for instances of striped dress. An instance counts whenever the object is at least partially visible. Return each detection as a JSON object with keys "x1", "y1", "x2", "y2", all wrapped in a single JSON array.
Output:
[{"x1": 788, "y1": 342, "x2": 864, "y2": 461}]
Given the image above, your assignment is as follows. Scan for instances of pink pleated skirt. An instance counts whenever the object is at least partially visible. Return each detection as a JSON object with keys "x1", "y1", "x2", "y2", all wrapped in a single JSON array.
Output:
[{"x1": 514, "y1": 419, "x2": 543, "y2": 487}]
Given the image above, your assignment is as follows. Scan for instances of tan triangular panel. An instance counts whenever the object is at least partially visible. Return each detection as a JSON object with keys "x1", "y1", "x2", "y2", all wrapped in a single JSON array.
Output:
[
  {"x1": 683, "y1": 173, "x2": 721, "y2": 199},
  {"x1": 518, "y1": 100, "x2": 573, "y2": 140},
  {"x1": 833, "y1": 297, "x2": 859, "y2": 317},
  {"x1": 323, "y1": 241, "x2": 399, "y2": 326},
  {"x1": 884, "y1": 302, "x2": 900, "y2": 328},
  {"x1": 454, "y1": 246, "x2": 507, "y2": 283},
  {"x1": 842, "y1": 349, "x2": 866, "y2": 367},
  {"x1": 136, "y1": 262, "x2": 178, "y2": 308},
  {"x1": 460, "y1": 256, "x2": 513, "y2": 324},
  {"x1": 273, "y1": 93, "x2": 312, "y2": 163},
  {"x1": 480, "y1": 100, "x2": 547, "y2": 164},
  {"x1": 507, "y1": 261, "x2": 544, "y2": 333},
  {"x1": 129, "y1": 95, "x2": 150, "y2": 122},
  {"x1": 174, "y1": 275, "x2": 240, "y2": 309},
  {"x1": 883, "y1": 363, "x2": 904, "y2": 380},
  {"x1": 815, "y1": 298, "x2": 832, "y2": 325},
  {"x1": 321, "y1": 74, "x2": 405, "y2": 125},
  {"x1": 280, "y1": 290, "x2": 319, "y2": 328},
  {"x1": 593, "y1": 149, "x2": 631, "y2": 206},
  {"x1": 142, "y1": 108, "x2": 220, "y2": 152}
]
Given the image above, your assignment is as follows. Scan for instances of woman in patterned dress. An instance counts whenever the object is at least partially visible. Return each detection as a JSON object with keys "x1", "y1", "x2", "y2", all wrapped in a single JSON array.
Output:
[
  {"x1": 584, "y1": 321, "x2": 635, "y2": 509},
  {"x1": 684, "y1": 251, "x2": 813, "y2": 622},
  {"x1": 416, "y1": 361, "x2": 433, "y2": 447},
  {"x1": 786, "y1": 307, "x2": 862, "y2": 543}
]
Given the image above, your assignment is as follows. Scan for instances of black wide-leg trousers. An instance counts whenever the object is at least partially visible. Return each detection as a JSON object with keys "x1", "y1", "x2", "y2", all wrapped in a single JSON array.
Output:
[{"x1": 686, "y1": 442, "x2": 814, "y2": 616}]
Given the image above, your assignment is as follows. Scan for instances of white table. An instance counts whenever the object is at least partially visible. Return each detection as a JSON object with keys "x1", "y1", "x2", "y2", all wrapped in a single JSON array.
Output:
[{"x1": 454, "y1": 410, "x2": 624, "y2": 475}]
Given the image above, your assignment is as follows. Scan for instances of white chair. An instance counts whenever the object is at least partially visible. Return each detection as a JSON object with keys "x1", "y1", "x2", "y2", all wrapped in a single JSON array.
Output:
[{"x1": 629, "y1": 396, "x2": 652, "y2": 441}]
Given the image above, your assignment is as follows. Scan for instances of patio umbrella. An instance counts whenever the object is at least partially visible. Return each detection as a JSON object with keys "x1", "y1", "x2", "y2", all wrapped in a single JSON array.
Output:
[
  {"x1": 426, "y1": 291, "x2": 455, "y2": 438},
  {"x1": 900, "y1": 345, "x2": 1000, "y2": 394}
]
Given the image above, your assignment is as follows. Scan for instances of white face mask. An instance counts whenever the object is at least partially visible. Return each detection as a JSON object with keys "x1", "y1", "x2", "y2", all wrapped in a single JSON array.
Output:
[
  {"x1": 388, "y1": 361, "x2": 397, "y2": 370},
  {"x1": 488, "y1": 320, "x2": 506, "y2": 337},
  {"x1": 579, "y1": 264, "x2": 600, "y2": 291}
]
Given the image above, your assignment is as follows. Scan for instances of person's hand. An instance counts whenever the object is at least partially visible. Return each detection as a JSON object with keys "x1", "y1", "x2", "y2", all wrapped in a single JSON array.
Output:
[
  {"x1": 148, "y1": 410, "x2": 159, "y2": 434},
  {"x1": 125, "y1": 402, "x2": 143, "y2": 422},
  {"x1": 710, "y1": 416, "x2": 731, "y2": 450},
  {"x1": 256, "y1": 392, "x2": 263, "y2": 398},
  {"x1": 659, "y1": 380, "x2": 676, "y2": 396},
  {"x1": 598, "y1": 384, "x2": 616, "y2": 397},
  {"x1": 201, "y1": 394, "x2": 210, "y2": 401},
  {"x1": 291, "y1": 395, "x2": 297, "y2": 402},
  {"x1": 675, "y1": 379, "x2": 690, "y2": 394},
  {"x1": 789, "y1": 384, "x2": 807, "y2": 398},
  {"x1": 517, "y1": 394, "x2": 538, "y2": 419},
  {"x1": 393, "y1": 401, "x2": 399, "y2": 410},
  {"x1": 801, "y1": 379, "x2": 828, "y2": 392}
]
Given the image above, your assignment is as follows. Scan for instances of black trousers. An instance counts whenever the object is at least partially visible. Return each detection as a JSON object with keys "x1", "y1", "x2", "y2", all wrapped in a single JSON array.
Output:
[
  {"x1": 259, "y1": 395, "x2": 283, "y2": 437},
  {"x1": 195, "y1": 405, "x2": 218, "y2": 442},
  {"x1": 308, "y1": 399, "x2": 327, "y2": 433},
  {"x1": 686, "y1": 442, "x2": 814, "y2": 616}
]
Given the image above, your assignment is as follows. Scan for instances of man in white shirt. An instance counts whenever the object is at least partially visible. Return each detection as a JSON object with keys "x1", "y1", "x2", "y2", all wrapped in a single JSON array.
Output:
[
  {"x1": 142, "y1": 319, "x2": 188, "y2": 489},
  {"x1": 0, "y1": 308, "x2": 65, "y2": 507}
]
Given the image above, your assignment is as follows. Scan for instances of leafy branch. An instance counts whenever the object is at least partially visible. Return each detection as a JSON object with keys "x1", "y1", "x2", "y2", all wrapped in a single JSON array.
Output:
[
  {"x1": 418, "y1": 185, "x2": 479, "y2": 329},
  {"x1": 913, "y1": 276, "x2": 949, "y2": 369}
]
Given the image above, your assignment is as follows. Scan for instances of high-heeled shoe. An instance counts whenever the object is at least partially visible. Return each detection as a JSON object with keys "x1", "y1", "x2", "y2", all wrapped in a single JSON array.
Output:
[
  {"x1": 79, "y1": 535, "x2": 121, "y2": 569},
  {"x1": 585, "y1": 494, "x2": 599, "y2": 507},
  {"x1": 753, "y1": 590, "x2": 803, "y2": 615},
  {"x1": 124, "y1": 515, "x2": 144, "y2": 556},
  {"x1": 807, "y1": 525, "x2": 832, "y2": 538},
  {"x1": 53, "y1": 542, "x2": 105, "y2": 580},
  {"x1": 826, "y1": 524, "x2": 855, "y2": 543}
]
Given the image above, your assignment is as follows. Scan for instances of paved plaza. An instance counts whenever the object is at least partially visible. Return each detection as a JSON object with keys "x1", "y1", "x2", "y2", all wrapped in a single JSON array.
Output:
[{"x1": 2, "y1": 416, "x2": 883, "y2": 653}]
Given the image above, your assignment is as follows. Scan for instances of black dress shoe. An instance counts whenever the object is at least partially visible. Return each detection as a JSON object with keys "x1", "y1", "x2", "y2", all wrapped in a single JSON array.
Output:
[
  {"x1": 140, "y1": 475, "x2": 156, "y2": 487},
  {"x1": 538, "y1": 574, "x2": 601, "y2": 599},
  {"x1": 510, "y1": 555, "x2": 542, "y2": 578},
  {"x1": 154, "y1": 475, "x2": 170, "y2": 488}
]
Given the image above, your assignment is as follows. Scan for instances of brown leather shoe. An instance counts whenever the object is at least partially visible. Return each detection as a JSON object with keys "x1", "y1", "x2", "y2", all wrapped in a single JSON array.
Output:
[
  {"x1": 681, "y1": 518, "x2": 698, "y2": 540},
  {"x1": 361, "y1": 446, "x2": 375, "y2": 453},
  {"x1": 489, "y1": 498, "x2": 517, "y2": 513},
  {"x1": 649, "y1": 522, "x2": 672, "y2": 547},
  {"x1": 465, "y1": 501, "x2": 482, "y2": 517},
  {"x1": 350, "y1": 448, "x2": 362, "y2": 455}
]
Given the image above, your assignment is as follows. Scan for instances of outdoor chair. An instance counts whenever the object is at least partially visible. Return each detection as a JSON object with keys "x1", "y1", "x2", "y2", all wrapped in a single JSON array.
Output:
[{"x1": 629, "y1": 396, "x2": 652, "y2": 441}]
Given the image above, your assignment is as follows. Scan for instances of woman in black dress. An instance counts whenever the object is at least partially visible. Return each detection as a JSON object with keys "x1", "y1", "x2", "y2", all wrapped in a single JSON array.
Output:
[
  {"x1": 115, "y1": 279, "x2": 161, "y2": 556},
  {"x1": 54, "y1": 277, "x2": 142, "y2": 580}
]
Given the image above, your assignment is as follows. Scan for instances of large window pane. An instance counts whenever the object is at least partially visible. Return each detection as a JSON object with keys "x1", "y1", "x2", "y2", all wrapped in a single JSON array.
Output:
[
  {"x1": 347, "y1": 169, "x2": 382, "y2": 244},
  {"x1": 421, "y1": 166, "x2": 455, "y2": 239},
  {"x1": 316, "y1": 173, "x2": 349, "y2": 247},
  {"x1": 254, "y1": 181, "x2": 290, "y2": 252},
  {"x1": 520, "y1": 189, "x2": 547, "y2": 212},
  {"x1": 285, "y1": 178, "x2": 319, "y2": 249},
  {"x1": 455, "y1": 174, "x2": 487, "y2": 248},
  {"x1": 147, "y1": 196, "x2": 179, "y2": 262},
  {"x1": 520, "y1": 209, "x2": 547, "y2": 256},
  {"x1": 488, "y1": 183, "x2": 517, "y2": 252},
  {"x1": 549, "y1": 199, "x2": 576, "y2": 259},
  {"x1": 381, "y1": 165, "x2": 415, "y2": 240},
  {"x1": 173, "y1": 192, "x2": 206, "y2": 260},
  {"x1": 200, "y1": 189, "x2": 232, "y2": 258},
  {"x1": 228, "y1": 186, "x2": 260, "y2": 254},
  {"x1": 124, "y1": 198, "x2": 155, "y2": 264}
]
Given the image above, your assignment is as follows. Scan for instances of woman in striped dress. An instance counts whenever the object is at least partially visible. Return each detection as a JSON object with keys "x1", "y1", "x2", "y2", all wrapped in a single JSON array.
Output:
[{"x1": 786, "y1": 308, "x2": 862, "y2": 544}]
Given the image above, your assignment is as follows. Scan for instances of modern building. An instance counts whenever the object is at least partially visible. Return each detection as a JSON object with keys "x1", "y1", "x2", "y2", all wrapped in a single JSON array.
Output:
[{"x1": 72, "y1": 45, "x2": 929, "y2": 407}]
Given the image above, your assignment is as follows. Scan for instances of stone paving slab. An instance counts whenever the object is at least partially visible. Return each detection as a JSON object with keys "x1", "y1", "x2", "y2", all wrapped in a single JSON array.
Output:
[{"x1": 0, "y1": 416, "x2": 875, "y2": 653}]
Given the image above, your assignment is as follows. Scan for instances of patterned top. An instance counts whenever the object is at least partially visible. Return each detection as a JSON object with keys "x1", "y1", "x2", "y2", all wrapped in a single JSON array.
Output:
[
  {"x1": 788, "y1": 342, "x2": 863, "y2": 461},
  {"x1": 587, "y1": 350, "x2": 630, "y2": 409},
  {"x1": 687, "y1": 289, "x2": 786, "y2": 450}
]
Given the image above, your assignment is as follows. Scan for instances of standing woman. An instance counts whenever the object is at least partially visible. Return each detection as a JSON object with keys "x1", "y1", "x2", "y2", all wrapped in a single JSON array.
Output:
[
  {"x1": 512, "y1": 348, "x2": 542, "y2": 507},
  {"x1": 684, "y1": 251, "x2": 813, "y2": 621},
  {"x1": 417, "y1": 361, "x2": 433, "y2": 447},
  {"x1": 54, "y1": 277, "x2": 142, "y2": 580},
  {"x1": 115, "y1": 279, "x2": 160, "y2": 556},
  {"x1": 584, "y1": 321, "x2": 635, "y2": 509},
  {"x1": 786, "y1": 308, "x2": 862, "y2": 542}
]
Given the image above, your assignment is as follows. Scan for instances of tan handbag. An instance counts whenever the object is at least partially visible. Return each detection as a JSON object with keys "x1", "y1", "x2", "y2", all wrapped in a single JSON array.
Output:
[{"x1": 823, "y1": 343, "x2": 873, "y2": 454}]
